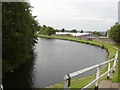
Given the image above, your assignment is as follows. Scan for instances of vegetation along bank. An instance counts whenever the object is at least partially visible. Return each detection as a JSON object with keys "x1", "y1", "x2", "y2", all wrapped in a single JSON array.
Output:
[{"x1": 2, "y1": 2, "x2": 40, "y2": 76}]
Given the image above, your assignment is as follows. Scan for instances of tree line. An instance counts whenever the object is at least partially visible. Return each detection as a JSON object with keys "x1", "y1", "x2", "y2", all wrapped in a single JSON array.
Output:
[
  {"x1": 39, "y1": 25, "x2": 56, "y2": 35},
  {"x1": 38, "y1": 26, "x2": 85, "y2": 35},
  {"x1": 2, "y1": 2, "x2": 40, "y2": 75},
  {"x1": 108, "y1": 23, "x2": 120, "y2": 44}
]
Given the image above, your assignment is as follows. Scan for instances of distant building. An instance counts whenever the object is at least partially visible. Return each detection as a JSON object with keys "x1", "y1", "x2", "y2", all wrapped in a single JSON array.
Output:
[
  {"x1": 56, "y1": 32, "x2": 91, "y2": 36},
  {"x1": 118, "y1": 1, "x2": 120, "y2": 24},
  {"x1": 56, "y1": 32, "x2": 99, "y2": 40},
  {"x1": 75, "y1": 33, "x2": 99, "y2": 40}
]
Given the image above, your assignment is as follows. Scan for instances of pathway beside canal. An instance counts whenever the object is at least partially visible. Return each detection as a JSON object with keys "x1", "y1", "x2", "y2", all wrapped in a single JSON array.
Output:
[
  {"x1": 99, "y1": 80, "x2": 120, "y2": 89},
  {"x1": 99, "y1": 49, "x2": 120, "y2": 89}
]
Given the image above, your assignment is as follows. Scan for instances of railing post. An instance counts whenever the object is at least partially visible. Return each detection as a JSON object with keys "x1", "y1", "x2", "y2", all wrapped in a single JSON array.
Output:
[
  {"x1": 112, "y1": 51, "x2": 118, "y2": 73},
  {"x1": 1, "y1": 85, "x2": 3, "y2": 90},
  {"x1": 107, "y1": 62, "x2": 111, "y2": 79},
  {"x1": 64, "y1": 74, "x2": 71, "y2": 90},
  {"x1": 112, "y1": 59, "x2": 117, "y2": 73},
  {"x1": 95, "y1": 66, "x2": 100, "y2": 90}
]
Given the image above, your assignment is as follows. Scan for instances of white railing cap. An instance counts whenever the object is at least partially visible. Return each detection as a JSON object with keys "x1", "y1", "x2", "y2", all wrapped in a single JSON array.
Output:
[{"x1": 64, "y1": 51, "x2": 118, "y2": 79}]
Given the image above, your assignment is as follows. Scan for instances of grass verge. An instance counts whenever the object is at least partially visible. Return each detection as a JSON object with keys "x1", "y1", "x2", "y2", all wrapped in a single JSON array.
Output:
[{"x1": 112, "y1": 49, "x2": 120, "y2": 82}]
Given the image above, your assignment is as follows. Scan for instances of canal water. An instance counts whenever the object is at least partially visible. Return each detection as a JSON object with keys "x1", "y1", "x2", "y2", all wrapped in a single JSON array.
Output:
[{"x1": 3, "y1": 38, "x2": 108, "y2": 88}]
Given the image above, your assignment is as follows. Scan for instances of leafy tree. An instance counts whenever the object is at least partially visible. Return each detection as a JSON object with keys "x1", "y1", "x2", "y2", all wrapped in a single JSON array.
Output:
[
  {"x1": 80, "y1": 30, "x2": 83, "y2": 33},
  {"x1": 37, "y1": 25, "x2": 41, "y2": 32},
  {"x1": 55, "y1": 29, "x2": 59, "y2": 32},
  {"x1": 39, "y1": 25, "x2": 55, "y2": 35},
  {"x1": 71, "y1": 29, "x2": 77, "y2": 33},
  {"x1": 39, "y1": 25, "x2": 47, "y2": 34},
  {"x1": 45, "y1": 26, "x2": 55, "y2": 35},
  {"x1": 2, "y1": 2, "x2": 39, "y2": 74},
  {"x1": 61, "y1": 28, "x2": 65, "y2": 32},
  {"x1": 109, "y1": 24, "x2": 120, "y2": 44},
  {"x1": 93, "y1": 31, "x2": 101, "y2": 36}
]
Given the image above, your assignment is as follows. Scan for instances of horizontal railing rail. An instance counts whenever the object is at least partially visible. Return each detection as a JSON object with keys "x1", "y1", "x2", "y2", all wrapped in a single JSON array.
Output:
[{"x1": 64, "y1": 50, "x2": 118, "y2": 90}]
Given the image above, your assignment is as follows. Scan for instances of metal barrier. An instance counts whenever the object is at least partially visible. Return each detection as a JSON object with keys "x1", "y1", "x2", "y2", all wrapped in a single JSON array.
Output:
[
  {"x1": 64, "y1": 51, "x2": 118, "y2": 90},
  {"x1": 0, "y1": 85, "x2": 3, "y2": 90}
]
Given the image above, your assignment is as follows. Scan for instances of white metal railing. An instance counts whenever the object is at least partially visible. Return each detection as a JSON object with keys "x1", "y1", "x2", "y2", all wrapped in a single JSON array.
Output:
[
  {"x1": 0, "y1": 85, "x2": 3, "y2": 90},
  {"x1": 64, "y1": 51, "x2": 118, "y2": 90}
]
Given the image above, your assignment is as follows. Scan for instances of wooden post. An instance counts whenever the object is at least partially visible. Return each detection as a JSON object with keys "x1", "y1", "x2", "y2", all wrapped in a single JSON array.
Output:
[
  {"x1": 107, "y1": 62, "x2": 111, "y2": 79},
  {"x1": 95, "y1": 67, "x2": 100, "y2": 90}
]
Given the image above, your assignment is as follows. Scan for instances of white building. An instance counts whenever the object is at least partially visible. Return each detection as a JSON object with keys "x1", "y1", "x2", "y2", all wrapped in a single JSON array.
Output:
[
  {"x1": 56, "y1": 32, "x2": 91, "y2": 36},
  {"x1": 56, "y1": 32, "x2": 99, "y2": 40}
]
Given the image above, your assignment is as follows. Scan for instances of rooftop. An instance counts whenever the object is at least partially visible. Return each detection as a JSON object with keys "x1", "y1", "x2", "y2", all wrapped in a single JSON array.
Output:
[{"x1": 56, "y1": 32, "x2": 92, "y2": 36}]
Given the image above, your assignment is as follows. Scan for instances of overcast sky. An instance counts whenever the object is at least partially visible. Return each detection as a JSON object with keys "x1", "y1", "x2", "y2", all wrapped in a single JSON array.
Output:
[{"x1": 30, "y1": 0, "x2": 119, "y2": 31}]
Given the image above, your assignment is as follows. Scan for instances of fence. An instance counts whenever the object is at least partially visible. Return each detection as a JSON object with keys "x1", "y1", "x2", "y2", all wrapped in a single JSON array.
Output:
[
  {"x1": 0, "y1": 50, "x2": 118, "y2": 90},
  {"x1": 64, "y1": 51, "x2": 118, "y2": 90},
  {"x1": 0, "y1": 85, "x2": 3, "y2": 90}
]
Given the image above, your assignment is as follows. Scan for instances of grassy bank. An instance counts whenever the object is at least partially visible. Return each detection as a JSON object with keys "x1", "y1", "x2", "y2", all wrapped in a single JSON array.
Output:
[
  {"x1": 38, "y1": 35, "x2": 119, "y2": 88},
  {"x1": 112, "y1": 50, "x2": 120, "y2": 82}
]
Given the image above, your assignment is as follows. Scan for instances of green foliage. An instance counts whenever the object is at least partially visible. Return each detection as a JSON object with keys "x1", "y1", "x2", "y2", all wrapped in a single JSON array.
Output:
[
  {"x1": 109, "y1": 24, "x2": 120, "y2": 44},
  {"x1": 70, "y1": 29, "x2": 77, "y2": 33},
  {"x1": 55, "y1": 29, "x2": 59, "y2": 32},
  {"x1": 2, "y1": 2, "x2": 39, "y2": 74},
  {"x1": 112, "y1": 50, "x2": 120, "y2": 82},
  {"x1": 39, "y1": 25, "x2": 56, "y2": 35},
  {"x1": 39, "y1": 25, "x2": 47, "y2": 34},
  {"x1": 65, "y1": 34, "x2": 72, "y2": 36},
  {"x1": 61, "y1": 28, "x2": 65, "y2": 32},
  {"x1": 80, "y1": 30, "x2": 83, "y2": 33},
  {"x1": 46, "y1": 26, "x2": 55, "y2": 35},
  {"x1": 92, "y1": 31, "x2": 101, "y2": 36}
]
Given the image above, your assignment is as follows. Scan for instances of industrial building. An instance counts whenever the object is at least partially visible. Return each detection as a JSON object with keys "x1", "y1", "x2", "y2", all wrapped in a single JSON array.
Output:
[{"x1": 56, "y1": 32, "x2": 99, "y2": 40}]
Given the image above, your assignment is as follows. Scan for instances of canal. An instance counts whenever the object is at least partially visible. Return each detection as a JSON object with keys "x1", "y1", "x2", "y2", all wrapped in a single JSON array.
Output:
[{"x1": 3, "y1": 38, "x2": 108, "y2": 88}]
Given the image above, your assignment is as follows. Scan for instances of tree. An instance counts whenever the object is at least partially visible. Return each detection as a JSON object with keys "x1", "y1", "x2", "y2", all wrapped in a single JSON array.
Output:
[
  {"x1": 71, "y1": 29, "x2": 77, "y2": 33},
  {"x1": 37, "y1": 25, "x2": 41, "y2": 32},
  {"x1": 2, "y1": 2, "x2": 39, "y2": 74},
  {"x1": 39, "y1": 25, "x2": 47, "y2": 34},
  {"x1": 61, "y1": 28, "x2": 65, "y2": 32},
  {"x1": 109, "y1": 24, "x2": 120, "y2": 44},
  {"x1": 45, "y1": 26, "x2": 55, "y2": 35},
  {"x1": 80, "y1": 30, "x2": 83, "y2": 33},
  {"x1": 55, "y1": 29, "x2": 59, "y2": 32},
  {"x1": 39, "y1": 25, "x2": 56, "y2": 35},
  {"x1": 93, "y1": 31, "x2": 101, "y2": 36}
]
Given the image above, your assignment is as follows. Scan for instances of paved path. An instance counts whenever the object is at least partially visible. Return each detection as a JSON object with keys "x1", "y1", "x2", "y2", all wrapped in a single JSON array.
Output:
[
  {"x1": 99, "y1": 80, "x2": 120, "y2": 89},
  {"x1": 99, "y1": 48, "x2": 120, "y2": 89}
]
